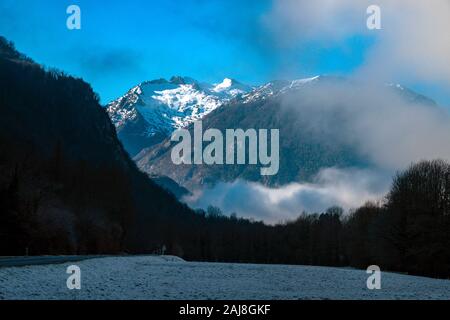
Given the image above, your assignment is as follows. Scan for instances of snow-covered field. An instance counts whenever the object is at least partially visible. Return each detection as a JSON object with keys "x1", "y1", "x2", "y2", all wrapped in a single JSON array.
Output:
[{"x1": 1, "y1": 256, "x2": 449, "y2": 300}]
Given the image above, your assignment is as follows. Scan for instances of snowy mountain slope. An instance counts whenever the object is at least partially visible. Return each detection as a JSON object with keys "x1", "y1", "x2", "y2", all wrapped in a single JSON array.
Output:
[
  {"x1": 241, "y1": 76, "x2": 321, "y2": 103},
  {"x1": 135, "y1": 75, "x2": 438, "y2": 192},
  {"x1": 106, "y1": 75, "x2": 327, "y2": 157},
  {"x1": 107, "y1": 76, "x2": 253, "y2": 156},
  {"x1": 107, "y1": 74, "x2": 434, "y2": 161}
]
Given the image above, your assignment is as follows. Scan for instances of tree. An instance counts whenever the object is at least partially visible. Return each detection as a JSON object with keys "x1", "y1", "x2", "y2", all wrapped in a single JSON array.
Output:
[{"x1": 386, "y1": 160, "x2": 450, "y2": 277}]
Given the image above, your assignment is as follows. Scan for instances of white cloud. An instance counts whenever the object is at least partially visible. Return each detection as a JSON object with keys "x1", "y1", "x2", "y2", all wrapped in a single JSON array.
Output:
[
  {"x1": 183, "y1": 79, "x2": 450, "y2": 223},
  {"x1": 280, "y1": 81, "x2": 450, "y2": 170},
  {"x1": 183, "y1": 167, "x2": 390, "y2": 224},
  {"x1": 264, "y1": 0, "x2": 450, "y2": 85},
  {"x1": 184, "y1": 1, "x2": 450, "y2": 223}
]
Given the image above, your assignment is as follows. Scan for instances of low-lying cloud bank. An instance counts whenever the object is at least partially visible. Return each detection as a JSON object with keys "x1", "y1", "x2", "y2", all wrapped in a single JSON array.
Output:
[{"x1": 183, "y1": 167, "x2": 391, "y2": 224}]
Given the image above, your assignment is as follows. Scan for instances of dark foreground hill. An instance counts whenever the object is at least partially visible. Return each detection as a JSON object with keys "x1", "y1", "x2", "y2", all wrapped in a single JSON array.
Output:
[{"x1": 0, "y1": 37, "x2": 195, "y2": 255}]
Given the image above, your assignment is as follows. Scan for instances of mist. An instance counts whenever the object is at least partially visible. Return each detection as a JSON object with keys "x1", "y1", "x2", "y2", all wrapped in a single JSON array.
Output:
[
  {"x1": 183, "y1": 78, "x2": 450, "y2": 222},
  {"x1": 280, "y1": 80, "x2": 450, "y2": 170},
  {"x1": 184, "y1": 167, "x2": 390, "y2": 224},
  {"x1": 182, "y1": 0, "x2": 450, "y2": 223}
]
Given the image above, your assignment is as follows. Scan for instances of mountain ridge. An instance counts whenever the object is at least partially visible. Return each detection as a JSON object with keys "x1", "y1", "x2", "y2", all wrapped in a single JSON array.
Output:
[
  {"x1": 106, "y1": 76, "x2": 253, "y2": 156},
  {"x1": 132, "y1": 75, "x2": 437, "y2": 192}
]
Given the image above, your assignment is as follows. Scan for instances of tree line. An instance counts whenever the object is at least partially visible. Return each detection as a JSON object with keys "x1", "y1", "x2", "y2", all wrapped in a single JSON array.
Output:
[
  {"x1": 166, "y1": 160, "x2": 449, "y2": 279},
  {"x1": 2, "y1": 140, "x2": 449, "y2": 279}
]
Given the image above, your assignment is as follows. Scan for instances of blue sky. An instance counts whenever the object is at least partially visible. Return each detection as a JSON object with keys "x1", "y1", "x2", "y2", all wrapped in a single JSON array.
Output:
[{"x1": 0, "y1": 0, "x2": 448, "y2": 106}]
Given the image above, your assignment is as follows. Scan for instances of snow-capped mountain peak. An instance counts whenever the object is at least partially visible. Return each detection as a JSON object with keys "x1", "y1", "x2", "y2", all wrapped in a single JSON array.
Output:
[
  {"x1": 106, "y1": 76, "x2": 253, "y2": 155},
  {"x1": 211, "y1": 78, "x2": 254, "y2": 98},
  {"x1": 289, "y1": 75, "x2": 320, "y2": 88},
  {"x1": 108, "y1": 75, "x2": 326, "y2": 130},
  {"x1": 213, "y1": 78, "x2": 235, "y2": 91},
  {"x1": 106, "y1": 74, "x2": 435, "y2": 158},
  {"x1": 241, "y1": 76, "x2": 321, "y2": 103},
  {"x1": 107, "y1": 75, "x2": 323, "y2": 142}
]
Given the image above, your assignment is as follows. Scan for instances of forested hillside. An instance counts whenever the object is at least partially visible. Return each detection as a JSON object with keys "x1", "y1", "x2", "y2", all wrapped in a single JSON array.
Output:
[{"x1": 0, "y1": 36, "x2": 193, "y2": 254}]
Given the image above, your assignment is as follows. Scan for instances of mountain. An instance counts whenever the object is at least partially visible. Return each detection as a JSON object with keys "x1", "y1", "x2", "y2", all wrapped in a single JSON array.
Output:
[
  {"x1": 148, "y1": 175, "x2": 190, "y2": 199},
  {"x1": 0, "y1": 36, "x2": 195, "y2": 255},
  {"x1": 134, "y1": 75, "x2": 437, "y2": 192},
  {"x1": 107, "y1": 76, "x2": 253, "y2": 156}
]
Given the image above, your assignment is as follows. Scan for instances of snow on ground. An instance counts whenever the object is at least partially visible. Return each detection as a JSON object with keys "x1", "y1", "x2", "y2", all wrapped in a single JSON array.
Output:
[{"x1": 1, "y1": 256, "x2": 449, "y2": 300}]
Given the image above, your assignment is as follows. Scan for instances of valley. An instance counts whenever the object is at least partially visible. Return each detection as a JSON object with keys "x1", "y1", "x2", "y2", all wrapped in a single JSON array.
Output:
[{"x1": 2, "y1": 36, "x2": 450, "y2": 281}]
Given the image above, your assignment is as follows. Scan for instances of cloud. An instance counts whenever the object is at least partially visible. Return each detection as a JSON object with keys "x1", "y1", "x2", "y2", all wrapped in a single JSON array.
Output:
[
  {"x1": 175, "y1": 1, "x2": 450, "y2": 223},
  {"x1": 184, "y1": 79, "x2": 450, "y2": 223},
  {"x1": 263, "y1": 0, "x2": 367, "y2": 47},
  {"x1": 263, "y1": 0, "x2": 450, "y2": 85},
  {"x1": 279, "y1": 80, "x2": 450, "y2": 170},
  {"x1": 183, "y1": 167, "x2": 390, "y2": 224},
  {"x1": 360, "y1": 0, "x2": 450, "y2": 85},
  {"x1": 78, "y1": 48, "x2": 143, "y2": 77}
]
